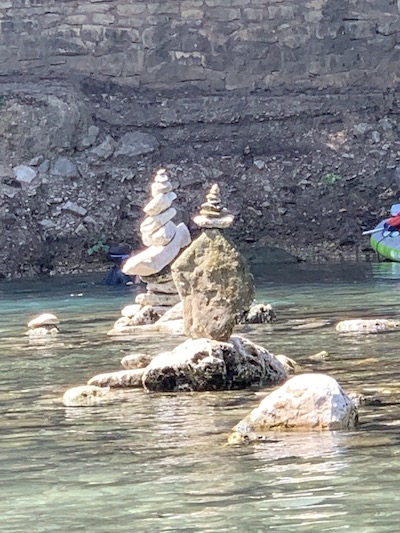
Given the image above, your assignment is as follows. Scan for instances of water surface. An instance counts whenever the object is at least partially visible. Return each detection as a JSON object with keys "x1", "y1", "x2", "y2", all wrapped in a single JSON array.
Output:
[{"x1": 2, "y1": 263, "x2": 400, "y2": 532}]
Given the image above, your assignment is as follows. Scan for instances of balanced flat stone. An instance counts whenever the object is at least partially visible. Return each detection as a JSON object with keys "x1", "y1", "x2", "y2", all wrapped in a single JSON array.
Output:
[{"x1": 143, "y1": 191, "x2": 177, "y2": 217}]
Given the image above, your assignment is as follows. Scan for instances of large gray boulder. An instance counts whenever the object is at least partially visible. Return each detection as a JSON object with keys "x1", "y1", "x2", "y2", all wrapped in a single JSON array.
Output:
[
  {"x1": 142, "y1": 335, "x2": 287, "y2": 392},
  {"x1": 172, "y1": 229, "x2": 255, "y2": 341}
]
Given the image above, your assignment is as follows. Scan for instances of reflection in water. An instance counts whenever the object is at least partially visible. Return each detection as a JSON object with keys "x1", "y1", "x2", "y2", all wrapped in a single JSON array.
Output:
[{"x1": 2, "y1": 265, "x2": 400, "y2": 532}]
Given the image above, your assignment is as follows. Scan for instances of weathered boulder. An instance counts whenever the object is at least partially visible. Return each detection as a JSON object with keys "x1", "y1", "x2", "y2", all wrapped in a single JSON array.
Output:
[
  {"x1": 233, "y1": 373, "x2": 358, "y2": 432},
  {"x1": 335, "y1": 318, "x2": 400, "y2": 333},
  {"x1": 62, "y1": 385, "x2": 114, "y2": 407},
  {"x1": 88, "y1": 369, "x2": 144, "y2": 388},
  {"x1": 142, "y1": 335, "x2": 287, "y2": 392},
  {"x1": 172, "y1": 229, "x2": 255, "y2": 341},
  {"x1": 121, "y1": 353, "x2": 154, "y2": 369}
]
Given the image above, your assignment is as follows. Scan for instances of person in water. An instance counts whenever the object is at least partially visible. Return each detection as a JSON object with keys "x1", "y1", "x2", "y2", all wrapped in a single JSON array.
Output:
[{"x1": 104, "y1": 243, "x2": 133, "y2": 286}]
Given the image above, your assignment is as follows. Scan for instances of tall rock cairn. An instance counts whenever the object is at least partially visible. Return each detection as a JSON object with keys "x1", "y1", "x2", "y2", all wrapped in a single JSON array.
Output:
[
  {"x1": 117, "y1": 169, "x2": 191, "y2": 327},
  {"x1": 172, "y1": 183, "x2": 255, "y2": 341}
]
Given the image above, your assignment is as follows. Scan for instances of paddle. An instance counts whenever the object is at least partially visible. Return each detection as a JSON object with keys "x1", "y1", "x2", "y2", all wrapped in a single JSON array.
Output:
[{"x1": 362, "y1": 228, "x2": 383, "y2": 235}]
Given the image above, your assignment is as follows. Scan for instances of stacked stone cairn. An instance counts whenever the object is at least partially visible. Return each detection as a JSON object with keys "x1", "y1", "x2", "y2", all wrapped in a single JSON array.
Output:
[
  {"x1": 27, "y1": 313, "x2": 60, "y2": 337},
  {"x1": 140, "y1": 184, "x2": 288, "y2": 392},
  {"x1": 108, "y1": 169, "x2": 191, "y2": 335}
]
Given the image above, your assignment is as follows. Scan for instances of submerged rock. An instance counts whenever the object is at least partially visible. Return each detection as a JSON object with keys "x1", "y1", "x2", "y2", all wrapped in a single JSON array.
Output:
[
  {"x1": 62, "y1": 385, "x2": 114, "y2": 407},
  {"x1": 335, "y1": 319, "x2": 400, "y2": 334},
  {"x1": 233, "y1": 373, "x2": 358, "y2": 432},
  {"x1": 142, "y1": 335, "x2": 287, "y2": 392}
]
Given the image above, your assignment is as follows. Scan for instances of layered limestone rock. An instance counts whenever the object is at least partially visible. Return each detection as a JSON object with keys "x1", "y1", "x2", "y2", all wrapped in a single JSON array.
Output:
[
  {"x1": 142, "y1": 336, "x2": 287, "y2": 392},
  {"x1": 108, "y1": 169, "x2": 190, "y2": 335},
  {"x1": 232, "y1": 373, "x2": 359, "y2": 435},
  {"x1": 27, "y1": 313, "x2": 60, "y2": 337},
  {"x1": 172, "y1": 184, "x2": 254, "y2": 341},
  {"x1": 335, "y1": 318, "x2": 400, "y2": 334},
  {"x1": 88, "y1": 369, "x2": 144, "y2": 388}
]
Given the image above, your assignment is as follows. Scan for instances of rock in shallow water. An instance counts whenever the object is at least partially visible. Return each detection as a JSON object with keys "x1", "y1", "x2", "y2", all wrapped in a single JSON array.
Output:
[
  {"x1": 233, "y1": 373, "x2": 358, "y2": 432},
  {"x1": 142, "y1": 335, "x2": 286, "y2": 392},
  {"x1": 62, "y1": 385, "x2": 114, "y2": 407},
  {"x1": 335, "y1": 318, "x2": 400, "y2": 334}
]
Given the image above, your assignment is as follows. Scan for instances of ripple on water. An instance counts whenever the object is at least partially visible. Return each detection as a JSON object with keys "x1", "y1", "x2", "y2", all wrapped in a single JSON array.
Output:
[{"x1": 2, "y1": 266, "x2": 400, "y2": 532}]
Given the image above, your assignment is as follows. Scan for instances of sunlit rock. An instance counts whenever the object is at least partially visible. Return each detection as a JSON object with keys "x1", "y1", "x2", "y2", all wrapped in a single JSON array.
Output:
[
  {"x1": 121, "y1": 353, "x2": 154, "y2": 369},
  {"x1": 233, "y1": 373, "x2": 358, "y2": 432},
  {"x1": 335, "y1": 318, "x2": 400, "y2": 334},
  {"x1": 142, "y1": 335, "x2": 286, "y2": 392},
  {"x1": 28, "y1": 313, "x2": 59, "y2": 328},
  {"x1": 274, "y1": 354, "x2": 302, "y2": 375},
  {"x1": 27, "y1": 313, "x2": 60, "y2": 336},
  {"x1": 172, "y1": 183, "x2": 254, "y2": 341},
  {"x1": 62, "y1": 385, "x2": 114, "y2": 407},
  {"x1": 88, "y1": 369, "x2": 144, "y2": 388}
]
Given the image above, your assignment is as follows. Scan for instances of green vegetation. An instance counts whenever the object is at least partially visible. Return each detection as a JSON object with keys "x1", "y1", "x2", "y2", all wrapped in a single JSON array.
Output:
[
  {"x1": 87, "y1": 235, "x2": 109, "y2": 256},
  {"x1": 321, "y1": 173, "x2": 342, "y2": 186}
]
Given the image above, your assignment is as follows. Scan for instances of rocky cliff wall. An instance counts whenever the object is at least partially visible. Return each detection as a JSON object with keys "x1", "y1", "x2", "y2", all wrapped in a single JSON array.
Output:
[
  {"x1": 1, "y1": 0, "x2": 400, "y2": 278},
  {"x1": 0, "y1": 0, "x2": 399, "y2": 91}
]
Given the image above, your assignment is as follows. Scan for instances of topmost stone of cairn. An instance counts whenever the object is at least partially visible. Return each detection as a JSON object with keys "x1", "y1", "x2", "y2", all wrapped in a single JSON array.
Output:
[{"x1": 193, "y1": 184, "x2": 234, "y2": 229}]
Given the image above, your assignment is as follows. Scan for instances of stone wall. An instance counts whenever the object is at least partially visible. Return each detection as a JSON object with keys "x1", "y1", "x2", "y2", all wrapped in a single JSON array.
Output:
[{"x1": 1, "y1": 0, "x2": 400, "y2": 91}]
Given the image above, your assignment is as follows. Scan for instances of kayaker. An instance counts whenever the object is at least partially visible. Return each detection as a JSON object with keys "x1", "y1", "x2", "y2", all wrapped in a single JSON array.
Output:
[
  {"x1": 384, "y1": 212, "x2": 400, "y2": 233},
  {"x1": 104, "y1": 243, "x2": 133, "y2": 286}
]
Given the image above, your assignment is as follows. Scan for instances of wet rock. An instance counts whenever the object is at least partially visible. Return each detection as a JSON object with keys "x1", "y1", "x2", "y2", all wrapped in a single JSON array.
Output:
[
  {"x1": 121, "y1": 353, "x2": 154, "y2": 369},
  {"x1": 88, "y1": 368, "x2": 144, "y2": 388},
  {"x1": 62, "y1": 385, "x2": 114, "y2": 407},
  {"x1": 142, "y1": 335, "x2": 287, "y2": 392},
  {"x1": 335, "y1": 319, "x2": 400, "y2": 333},
  {"x1": 27, "y1": 313, "x2": 60, "y2": 336},
  {"x1": 240, "y1": 303, "x2": 276, "y2": 324},
  {"x1": 233, "y1": 373, "x2": 359, "y2": 432},
  {"x1": 274, "y1": 354, "x2": 302, "y2": 374}
]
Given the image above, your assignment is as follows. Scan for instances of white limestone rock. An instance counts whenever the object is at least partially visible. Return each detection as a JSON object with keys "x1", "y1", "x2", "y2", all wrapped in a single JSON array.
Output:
[
  {"x1": 146, "y1": 280, "x2": 178, "y2": 294},
  {"x1": 123, "y1": 223, "x2": 191, "y2": 276},
  {"x1": 62, "y1": 385, "x2": 114, "y2": 407},
  {"x1": 193, "y1": 213, "x2": 235, "y2": 229},
  {"x1": 88, "y1": 368, "x2": 145, "y2": 388},
  {"x1": 121, "y1": 353, "x2": 154, "y2": 369},
  {"x1": 142, "y1": 220, "x2": 177, "y2": 247},
  {"x1": 121, "y1": 304, "x2": 142, "y2": 318},
  {"x1": 135, "y1": 292, "x2": 181, "y2": 307},
  {"x1": 335, "y1": 319, "x2": 400, "y2": 334},
  {"x1": 151, "y1": 180, "x2": 173, "y2": 196},
  {"x1": 139, "y1": 207, "x2": 177, "y2": 235},
  {"x1": 156, "y1": 301, "x2": 183, "y2": 322},
  {"x1": 28, "y1": 313, "x2": 60, "y2": 328},
  {"x1": 143, "y1": 191, "x2": 177, "y2": 217},
  {"x1": 234, "y1": 373, "x2": 358, "y2": 432}
]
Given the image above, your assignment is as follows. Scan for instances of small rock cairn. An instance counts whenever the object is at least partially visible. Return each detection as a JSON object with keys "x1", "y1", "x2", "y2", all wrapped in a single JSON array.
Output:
[
  {"x1": 172, "y1": 183, "x2": 255, "y2": 341},
  {"x1": 109, "y1": 169, "x2": 191, "y2": 333}
]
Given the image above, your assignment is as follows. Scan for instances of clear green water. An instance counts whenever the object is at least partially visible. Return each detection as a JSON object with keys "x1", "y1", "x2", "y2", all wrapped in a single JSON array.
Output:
[{"x1": 2, "y1": 263, "x2": 400, "y2": 533}]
